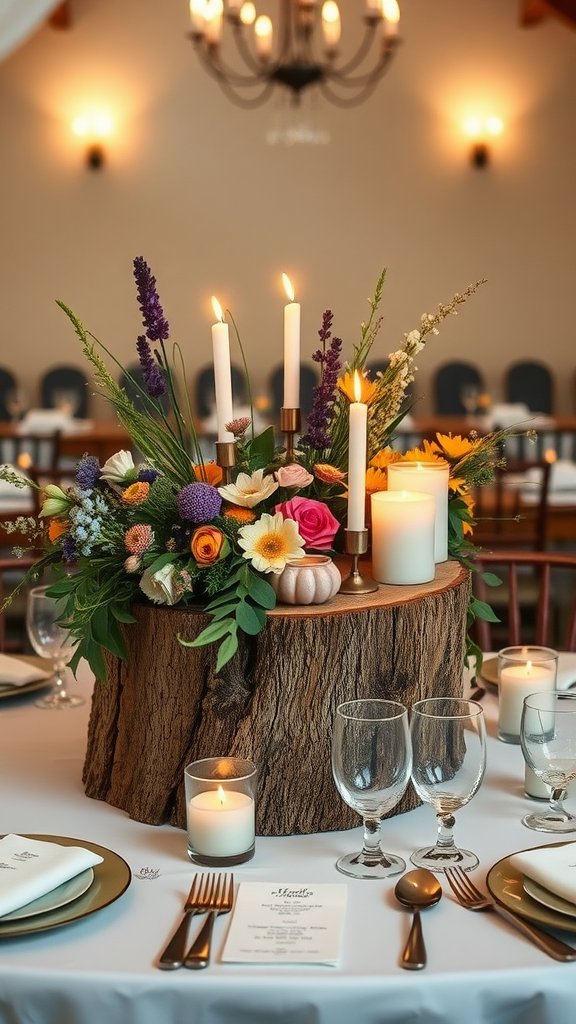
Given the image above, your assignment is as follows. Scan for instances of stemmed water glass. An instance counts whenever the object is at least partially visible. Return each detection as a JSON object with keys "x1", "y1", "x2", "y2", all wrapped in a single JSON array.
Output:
[
  {"x1": 5, "y1": 388, "x2": 29, "y2": 423},
  {"x1": 331, "y1": 698, "x2": 412, "y2": 879},
  {"x1": 520, "y1": 690, "x2": 576, "y2": 833},
  {"x1": 410, "y1": 697, "x2": 486, "y2": 872},
  {"x1": 26, "y1": 585, "x2": 84, "y2": 709},
  {"x1": 460, "y1": 384, "x2": 479, "y2": 417}
]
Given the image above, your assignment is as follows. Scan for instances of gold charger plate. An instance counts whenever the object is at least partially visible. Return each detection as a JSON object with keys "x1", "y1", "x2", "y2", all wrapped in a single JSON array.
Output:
[
  {"x1": 486, "y1": 842, "x2": 576, "y2": 933},
  {"x1": 0, "y1": 835, "x2": 131, "y2": 938},
  {"x1": 479, "y1": 656, "x2": 498, "y2": 687},
  {"x1": 0, "y1": 656, "x2": 51, "y2": 700}
]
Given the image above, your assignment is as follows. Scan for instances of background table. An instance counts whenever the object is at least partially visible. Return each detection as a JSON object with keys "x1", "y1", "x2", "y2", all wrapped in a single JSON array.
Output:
[{"x1": 2, "y1": 664, "x2": 576, "y2": 1024}]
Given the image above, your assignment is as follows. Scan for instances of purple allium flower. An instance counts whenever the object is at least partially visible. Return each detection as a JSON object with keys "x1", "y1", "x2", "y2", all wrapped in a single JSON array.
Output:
[
  {"x1": 301, "y1": 310, "x2": 342, "y2": 451},
  {"x1": 136, "y1": 336, "x2": 168, "y2": 399},
  {"x1": 138, "y1": 467, "x2": 160, "y2": 484},
  {"x1": 133, "y1": 256, "x2": 170, "y2": 342},
  {"x1": 75, "y1": 454, "x2": 101, "y2": 490},
  {"x1": 177, "y1": 483, "x2": 222, "y2": 523},
  {"x1": 61, "y1": 536, "x2": 77, "y2": 563}
]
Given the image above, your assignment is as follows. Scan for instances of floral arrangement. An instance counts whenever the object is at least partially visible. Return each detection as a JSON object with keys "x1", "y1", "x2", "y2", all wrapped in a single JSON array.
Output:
[{"x1": 1, "y1": 258, "x2": 528, "y2": 678}]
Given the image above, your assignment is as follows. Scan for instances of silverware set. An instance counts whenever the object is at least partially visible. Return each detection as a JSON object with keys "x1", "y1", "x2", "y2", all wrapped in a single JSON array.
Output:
[{"x1": 158, "y1": 873, "x2": 234, "y2": 970}]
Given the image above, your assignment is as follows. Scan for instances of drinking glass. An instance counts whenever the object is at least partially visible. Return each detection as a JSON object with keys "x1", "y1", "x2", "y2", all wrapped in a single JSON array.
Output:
[
  {"x1": 26, "y1": 585, "x2": 84, "y2": 709},
  {"x1": 5, "y1": 388, "x2": 29, "y2": 422},
  {"x1": 460, "y1": 384, "x2": 479, "y2": 416},
  {"x1": 331, "y1": 698, "x2": 412, "y2": 879},
  {"x1": 520, "y1": 690, "x2": 576, "y2": 833},
  {"x1": 410, "y1": 697, "x2": 486, "y2": 872}
]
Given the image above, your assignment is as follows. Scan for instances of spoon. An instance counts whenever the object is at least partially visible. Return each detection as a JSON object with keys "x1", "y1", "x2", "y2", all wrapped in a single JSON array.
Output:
[{"x1": 394, "y1": 868, "x2": 442, "y2": 970}]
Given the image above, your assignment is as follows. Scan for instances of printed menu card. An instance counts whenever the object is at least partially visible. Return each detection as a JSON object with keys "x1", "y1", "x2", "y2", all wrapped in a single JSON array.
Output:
[{"x1": 222, "y1": 882, "x2": 347, "y2": 965}]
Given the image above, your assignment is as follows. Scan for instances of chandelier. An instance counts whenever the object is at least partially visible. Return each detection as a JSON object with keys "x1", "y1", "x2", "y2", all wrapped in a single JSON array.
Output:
[{"x1": 188, "y1": 0, "x2": 401, "y2": 108}]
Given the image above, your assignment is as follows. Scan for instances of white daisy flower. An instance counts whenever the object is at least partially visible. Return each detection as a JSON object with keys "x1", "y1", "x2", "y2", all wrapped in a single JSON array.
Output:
[
  {"x1": 218, "y1": 468, "x2": 278, "y2": 508},
  {"x1": 238, "y1": 512, "x2": 305, "y2": 574}
]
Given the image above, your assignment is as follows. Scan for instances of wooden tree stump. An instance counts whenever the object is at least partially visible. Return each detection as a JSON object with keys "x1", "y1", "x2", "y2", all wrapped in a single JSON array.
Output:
[{"x1": 83, "y1": 560, "x2": 470, "y2": 836}]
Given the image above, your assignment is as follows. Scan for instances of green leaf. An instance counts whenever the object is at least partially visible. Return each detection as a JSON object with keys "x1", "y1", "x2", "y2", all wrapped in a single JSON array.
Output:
[
  {"x1": 179, "y1": 617, "x2": 235, "y2": 647},
  {"x1": 215, "y1": 629, "x2": 239, "y2": 672},
  {"x1": 209, "y1": 603, "x2": 238, "y2": 622},
  {"x1": 245, "y1": 426, "x2": 275, "y2": 468},
  {"x1": 245, "y1": 573, "x2": 276, "y2": 609},
  {"x1": 481, "y1": 571, "x2": 502, "y2": 588},
  {"x1": 111, "y1": 605, "x2": 138, "y2": 624},
  {"x1": 236, "y1": 599, "x2": 265, "y2": 635},
  {"x1": 147, "y1": 551, "x2": 178, "y2": 574},
  {"x1": 469, "y1": 596, "x2": 500, "y2": 623}
]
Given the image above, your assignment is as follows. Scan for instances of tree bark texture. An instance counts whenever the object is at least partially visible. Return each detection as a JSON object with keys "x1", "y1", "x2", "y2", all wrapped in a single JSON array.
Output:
[{"x1": 83, "y1": 560, "x2": 470, "y2": 836}]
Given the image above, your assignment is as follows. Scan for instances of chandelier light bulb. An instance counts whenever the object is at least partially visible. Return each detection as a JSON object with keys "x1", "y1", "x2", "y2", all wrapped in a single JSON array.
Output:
[
  {"x1": 240, "y1": 2, "x2": 256, "y2": 26},
  {"x1": 254, "y1": 15, "x2": 273, "y2": 59},
  {"x1": 486, "y1": 116, "x2": 504, "y2": 136},
  {"x1": 189, "y1": 0, "x2": 207, "y2": 34},
  {"x1": 204, "y1": 0, "x2": 223, "y2": 45},
  {"x1": 322, "y1": 1, "x2": 341, "y2": 53}
]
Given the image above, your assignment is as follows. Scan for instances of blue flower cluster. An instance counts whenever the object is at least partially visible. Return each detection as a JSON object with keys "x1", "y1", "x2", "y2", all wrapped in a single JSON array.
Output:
[{"x1": 68, "y1": 489, "x2": 114, "y2": 556}]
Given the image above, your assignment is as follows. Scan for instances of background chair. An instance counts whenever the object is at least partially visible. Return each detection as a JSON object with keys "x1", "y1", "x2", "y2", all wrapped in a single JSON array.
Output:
[
  {"x1": 41, "y1": 366, "x2": 89, "y2": 419},
  {"x1": 505, "y1": 360, "x2": 554, "y2": 414},
  {"x1": 472, "y1": 550, "x2": 576, "y2": 652},
  {"x1": 268, "y1": 363, "x2": 318, "y2": 426},
  {"x1": 0, "y1": 367, "x2": 17, "y2": 421},
  {"x1": 0, "y1": 555, "x2": 42, "y2": 652},
  {"x1": 471, "y1": 458, "x2": 552, "y2": 552},
  {"x1": 433, "y1": 361, "x2": 484, "y2": 415}
]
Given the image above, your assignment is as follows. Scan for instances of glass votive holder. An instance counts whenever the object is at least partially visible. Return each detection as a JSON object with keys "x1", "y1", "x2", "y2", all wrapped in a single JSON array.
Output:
[
  {"x1": 184, "y1": 757, "x2": 257, "y2": 867},
  {"x1": 497, "y1": 645, "x2": 558, "y2": 744}
]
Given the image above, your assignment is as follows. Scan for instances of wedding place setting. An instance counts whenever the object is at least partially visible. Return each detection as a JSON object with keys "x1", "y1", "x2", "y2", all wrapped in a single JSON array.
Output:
[{"x1": 3, "y1": 258, "x2": 576, "y2": 1024}]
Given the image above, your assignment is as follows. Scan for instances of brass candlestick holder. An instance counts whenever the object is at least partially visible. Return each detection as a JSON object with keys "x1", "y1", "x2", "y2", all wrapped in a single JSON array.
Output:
[
  {"x1": 215, "y1": 440, "x2": 237, "y2": 484},
  {"x1": 280, "y1": 407, "x2": 301, "y2": 462},
  {"x1": 339, "y1": 528, "x2": 378, "y2": 595}
]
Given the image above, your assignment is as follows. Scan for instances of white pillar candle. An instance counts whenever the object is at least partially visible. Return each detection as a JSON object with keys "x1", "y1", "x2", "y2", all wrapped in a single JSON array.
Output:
[
  {"x1": 211, "y1": 296, "x2": 234, "y2": 442},
  {"x1": 347, "y1": 371, "x2": 367, "y2": 531},
  {"x1": 282, "y1": 273, "x2": 300, "y2": 408},
  {"x1": 371, "y1": 490, "x2": 435, "y2": 585},
  {"x1": 387, "y1": 461, "x2": 450, "y2": 563},
  {"x1": 498, "y1": 658, "x2": 556, "y2": 743},
  {"x1": 187, "y1": 786, "x2": 255, "y2": 858}
]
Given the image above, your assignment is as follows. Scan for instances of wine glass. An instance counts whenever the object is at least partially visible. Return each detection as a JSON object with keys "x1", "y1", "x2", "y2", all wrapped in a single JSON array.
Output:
[
  {"x1": 410, "y1": 697, "x2": 486, "y2": 872},
  {"x1": 52, "y1": 389, "x2": 79, "y2": 417},
  {"x1": 26, "y1": 585, "x2": 84, "y2": 709},
  {"x1": 460, "y1": 384, "x2": 479, "y2": 417},
  {"x1": 331, "y1": 698, "x2": 412, "y2": 879},
  {"x1": 5, "y1": 388, "x2": 29, "y2": 423},
  {"x1": 520, "y1": 690, "x2": 576, "y2": 833}
]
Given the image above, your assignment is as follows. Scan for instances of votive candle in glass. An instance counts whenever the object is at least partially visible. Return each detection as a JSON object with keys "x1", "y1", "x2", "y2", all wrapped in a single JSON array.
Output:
[
  {"x1": 185, "y1": 757, "x2": 257, "y2": 866},
  {"x1": 497, "y1": 646, "x2": 558, "y2": 743},
  {"x1": 387, "y1": 461, "x2": 450, "y2": 563},
  {"x1": 370, "y1": 490, "x2": 435, "y2": 585}
]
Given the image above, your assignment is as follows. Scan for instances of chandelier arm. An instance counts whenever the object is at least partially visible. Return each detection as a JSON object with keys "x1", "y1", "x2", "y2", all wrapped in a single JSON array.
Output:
[
  {"x1": 193, "y1": 38, "x2": 271, "y2": 89},
  {"x1": 321, "y1": 22, "x2": 380, "y2": 78},
  {"x1": 216, "y1": 78, "x2": 278, "y2": 109},
  {"x1": 317, "y1": 77, "x2": 383, "y2": 109},
  {"x1": 229, "y1": 20, "x2": 275, "y2": 77},
  {"x1": 323, "y1": 48, "x2": 396, "y2": 89}
]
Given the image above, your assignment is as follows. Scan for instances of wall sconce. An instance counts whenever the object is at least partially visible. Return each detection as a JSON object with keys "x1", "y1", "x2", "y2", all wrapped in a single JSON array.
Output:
[
  {"x1": 463, "y1": 115, "x2": 504, "y2": 168},
  {"x1": 71, "y1": 113, "x2": 113, "y2": 169}
]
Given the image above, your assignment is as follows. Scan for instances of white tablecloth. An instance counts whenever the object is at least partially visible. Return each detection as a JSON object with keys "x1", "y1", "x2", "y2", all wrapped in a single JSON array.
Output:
[{"x1": 2, "y1": 665, "x2": 576, "y2": 1024}]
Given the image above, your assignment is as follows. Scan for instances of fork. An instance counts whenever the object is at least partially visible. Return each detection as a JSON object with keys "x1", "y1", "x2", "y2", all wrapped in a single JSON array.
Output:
[
  {"x1": 157, "y1": 873, "x2": 217, "y2": 969},
  {"x1": 183, "y1": 873, "x2": 234, "y2": 970},
  {"x1": 444, "y1": 865, "x2": 576, "y2": 962}
]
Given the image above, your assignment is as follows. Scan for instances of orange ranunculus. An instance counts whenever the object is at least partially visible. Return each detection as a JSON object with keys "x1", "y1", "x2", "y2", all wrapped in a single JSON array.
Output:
[
  {"x1": 191, "y1": 525, "x2": 225, "y2": 565},
  {"x1": 194, "y1": 462, "x2": 223, "y2": 486},
  {"x1": 122, "y1": 481, "x2": 150, "y2": 505},
  {"x1": 48, "y1": 518, "x2": 69, "y2": 542}
]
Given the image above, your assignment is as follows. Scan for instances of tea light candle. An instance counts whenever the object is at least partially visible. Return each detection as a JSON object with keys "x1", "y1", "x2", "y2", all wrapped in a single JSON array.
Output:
[
  {"x1": 187, "y1": 785, "x2": 255, "y2": 858},
  {"x1": 211, "y1": 296, "x2": 234, "y2": 442},
  {"x1": 371, "y1": 490, "x2": 435, "y2": 585},
  {"x1": 498, "y1": 651, "x2": 557, "y2": 743},
  {"x1": 387, "y1": 461, "x2": 449, "y2": 563}
]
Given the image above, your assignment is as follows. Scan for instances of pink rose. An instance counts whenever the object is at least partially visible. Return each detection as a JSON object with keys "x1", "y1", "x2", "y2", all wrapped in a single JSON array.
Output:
[
  {"x1": 275, "y1": 496, "x2": 340, "y2": 550},
  {"x1": 275, "y1": 464, "x2": 314, "y2": 489}
]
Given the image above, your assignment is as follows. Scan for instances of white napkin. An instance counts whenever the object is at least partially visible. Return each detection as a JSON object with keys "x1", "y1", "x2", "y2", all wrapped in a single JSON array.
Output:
[
  {"x1": 0, "y1": 655, "x2": 51, "y2": 687},
  {"x1": 0, "y1": 835, "x2": 103, "y2": 918},
  {"x1": 490, "y1": 403, "x2": 531, "y2": 428},
  {"x1": 510, "y1": 842, "x2": 576, "y2": 905},
  {"x1": 16, "y1": 409, "x2": 73, "y2": 434}
]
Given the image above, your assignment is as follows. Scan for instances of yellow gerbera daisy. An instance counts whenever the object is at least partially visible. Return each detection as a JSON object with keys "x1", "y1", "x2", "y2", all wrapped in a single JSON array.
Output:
[
  {"x1": 402, "y1": 439, "x2": 444, "y2": 463},
  {"x1": 314, "y1": 463, "x2": 346, "y2": 484},
  {"x1": 365, "y1": 467, "x2": 389, "y2": 494},
  {"x1": 369, "y1": 448, "x2": 403, "y2": 470},
  {"x1": 337, "y1": 370, "x2": 378, "y2": 405},
  {"x1": 433, "y1": 433, "x2": 475, "y2": 459},
  {"x1": 238, "y1": 512, "x2": 305, "y2": 574}
]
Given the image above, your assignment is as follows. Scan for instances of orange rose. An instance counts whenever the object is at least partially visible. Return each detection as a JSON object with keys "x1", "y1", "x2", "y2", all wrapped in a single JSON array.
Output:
[
  {"x1": 191, "y1": 526, "x2": 225, "y2": 565},
  {"x1": 48, "y1": 518, "x2": 69, "y2": 542}
]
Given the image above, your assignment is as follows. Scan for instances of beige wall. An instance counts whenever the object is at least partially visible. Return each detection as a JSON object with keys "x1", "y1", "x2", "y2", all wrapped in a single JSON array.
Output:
[{"x1": 0, "y1": 0, "x2": 575, "y2": 419}]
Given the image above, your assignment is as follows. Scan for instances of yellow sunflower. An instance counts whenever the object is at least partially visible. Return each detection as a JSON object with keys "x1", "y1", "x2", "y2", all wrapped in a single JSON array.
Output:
[
  {"x1": 365, "y1": 467, "x2": 389, "y2": 494},
  {"x1": 369, "y1": 448, "x2": 403, "y2": 470},
  {"x1": 337, "y1": 370, "x2": 378, "y2": 405}
]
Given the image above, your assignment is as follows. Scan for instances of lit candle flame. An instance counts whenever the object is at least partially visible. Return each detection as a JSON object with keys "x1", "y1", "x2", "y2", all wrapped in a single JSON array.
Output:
[
  {"x1": 217, "y1": 785, "x2": 226, "y2": 805},
  {"x1": 211, "y1": 295, "x2": 223, "y2": 322},
  {"x1": 282, "y1": 273, "x2": 295, "y2": 303},
  {"x1": 353, "y1": 369, "x2": 362, "y2": 403}
]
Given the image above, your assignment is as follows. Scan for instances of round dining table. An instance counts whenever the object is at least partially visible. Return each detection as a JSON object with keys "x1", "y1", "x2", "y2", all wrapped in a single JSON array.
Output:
[{"x1": 1, "y1": 660, "x2": 576, "y2": 1024}]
